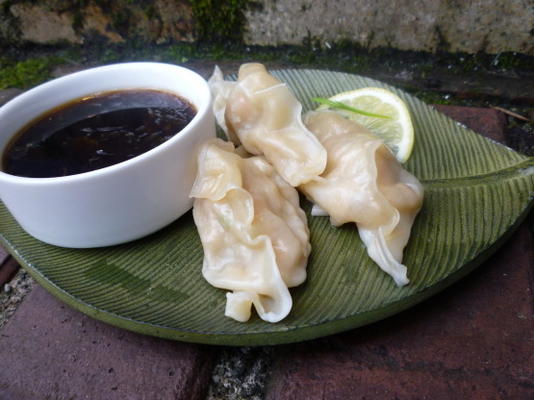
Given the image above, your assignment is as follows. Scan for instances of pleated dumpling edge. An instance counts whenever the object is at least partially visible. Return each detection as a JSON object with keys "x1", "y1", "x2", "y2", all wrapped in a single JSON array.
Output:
[{"x1": 300, "y1": 110, "x2": 424, "y2": 287}]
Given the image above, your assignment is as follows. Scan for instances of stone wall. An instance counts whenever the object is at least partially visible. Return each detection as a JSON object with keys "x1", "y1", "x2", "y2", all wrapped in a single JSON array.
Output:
[
  {"x1": 245, "y1": 0, "x2": 534, "y2": 54},
  {"x1": 0, "y1": 0, "x2": 194, "y2": 45},
  {"x1": 0, "y1": 0, "x2": 532, "y2": 55}
]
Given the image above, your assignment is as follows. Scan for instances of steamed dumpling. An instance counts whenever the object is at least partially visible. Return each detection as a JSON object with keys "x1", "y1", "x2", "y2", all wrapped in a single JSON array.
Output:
[
  {"x1": 208, "y1": 63, "x2": 327, "y2": 186},
  {"x1": 300, "y1": 111, "x2": 423, "y2": 287},
  {"x1": 190, "y1": 138, "x2": 310, "y2": 322}
]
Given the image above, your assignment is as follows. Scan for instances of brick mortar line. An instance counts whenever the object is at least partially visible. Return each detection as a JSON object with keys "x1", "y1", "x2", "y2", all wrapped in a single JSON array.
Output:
[{"x1": 206, "y1": 346, "x2": 274, "y2": 400}]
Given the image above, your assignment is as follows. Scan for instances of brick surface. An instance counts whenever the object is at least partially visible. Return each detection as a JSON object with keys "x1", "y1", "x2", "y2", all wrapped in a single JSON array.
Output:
[
  {"x1": 266, "y1": 225, "x2": 533, "y2": 400},
  {"x1": 0, "y1": 256, "x2": 19, "y2": 286},
  {"x1": 0, "y1": 245, "x2": 19, "y2": 286},
  {"x1": 0, "y1": 245, "x2": 8, "y2": 264},
  {"x1": 0, "y1": 285, "x2": 216, "y2": 400},
  {"x1": 433, "y1": 105, "x2": 507, "y2": 143},
  {"x1": 265, "y1": 107, "x2": 533, "y2": 399}
]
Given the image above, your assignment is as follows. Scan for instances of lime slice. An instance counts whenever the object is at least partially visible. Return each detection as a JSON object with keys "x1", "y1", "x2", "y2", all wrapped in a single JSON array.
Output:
[{"x1": 318, "y1": 87, "x2": 414, "y2": 163}]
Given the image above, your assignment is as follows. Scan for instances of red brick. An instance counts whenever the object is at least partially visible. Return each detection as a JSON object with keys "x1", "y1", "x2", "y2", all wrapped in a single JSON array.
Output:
[
  {"x1": 0, "y1": 244, "x2": 19, "y2": 286},
  {"x1": 0, "y1": 256, "x2": 19, "y2": 286},
  {"x1": 268, "y1": 366, "x2": 527, "y2": 400},
  {"x1": 433, "y1": 105, "x2": 507, "y2": 144},
  {"x1": 266, "y1": 223, "x2": 533, "y2": 400},
  {"x1": 0, "y1": 285, "x2": 216, "y2": 400},
  {"x1": 0, "y1": 244, "x2": 9, "y2": 264}
]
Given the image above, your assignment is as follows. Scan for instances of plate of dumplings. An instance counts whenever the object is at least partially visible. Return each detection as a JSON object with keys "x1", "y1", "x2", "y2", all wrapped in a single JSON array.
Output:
[{"x1": 1, "y1": 63, "x2": 532, "y2": 345}]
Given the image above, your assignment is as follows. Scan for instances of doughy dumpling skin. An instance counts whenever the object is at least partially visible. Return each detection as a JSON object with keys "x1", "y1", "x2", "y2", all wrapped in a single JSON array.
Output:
[
  {"x1": 207, "y1": 66, "x2": 238, "y2": 142},
  {"x1": 190, "y1": 139, "x2": 310, "y2": 322},
  {"x1": 301, "y1": 111, "x2": 423, "y2": 287},
  {"x1": 208, "y1": 63, "x2": 327, "y2": 186}
]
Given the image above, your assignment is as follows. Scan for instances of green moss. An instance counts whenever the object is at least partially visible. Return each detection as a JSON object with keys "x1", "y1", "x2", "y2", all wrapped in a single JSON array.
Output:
[
  {"x1": 412, "y1": 90, "x2": 455, "y2": 105},
  {"x1": 191, "y1": 0, "x2": 248, "y2": 44},
  {"x1": 142, "y1": 3, "x2": 157, "y2": 20},
  {"x1": 0, "y1": 56, "x2": 63, "y2": 89}
]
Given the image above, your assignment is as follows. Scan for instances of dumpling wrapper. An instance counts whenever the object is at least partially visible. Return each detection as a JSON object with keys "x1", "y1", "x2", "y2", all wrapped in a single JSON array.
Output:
[
  {"x1": 190, "y1": 138, "x2": 310, "y2": 323},
  {"x1": 300, "y1": 111, "x2": 424, "y2": 287},
  {"x1": 207, "y1": 65, "x2": 240, "y2": 143},
  {"x1": 208, "y1": 63, "x2": 327, "y2": 187}
]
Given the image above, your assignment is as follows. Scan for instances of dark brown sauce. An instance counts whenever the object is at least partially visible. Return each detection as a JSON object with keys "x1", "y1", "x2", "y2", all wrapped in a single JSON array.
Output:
[{"x1": 2, "y1": 89, "x2": 196, "y2": 178}]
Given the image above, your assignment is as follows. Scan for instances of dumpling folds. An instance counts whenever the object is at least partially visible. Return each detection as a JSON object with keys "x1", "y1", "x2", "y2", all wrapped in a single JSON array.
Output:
[
  {"x1": 300, "y1": 111, "x2": 423, "y2": 287},
  {"x1": 190, "y1": 138, "x2": 310, "y2": 323},
  {"x1": 207, "y1": 65, "x2": 239, "y2": 142},
  {"x1": 208, "y1": 63, "x2": 327, "y2": 186}
]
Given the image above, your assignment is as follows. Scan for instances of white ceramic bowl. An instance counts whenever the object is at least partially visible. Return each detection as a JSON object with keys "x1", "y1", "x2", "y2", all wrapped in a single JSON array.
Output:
[{"x1": 0, "y1": 62, "x2": 215, "y2": 248}]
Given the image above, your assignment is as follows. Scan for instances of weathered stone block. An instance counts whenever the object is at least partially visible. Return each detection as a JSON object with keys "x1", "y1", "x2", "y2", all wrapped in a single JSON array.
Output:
[
  {"x1": 81, "y1": 3, "x2": 124, "y2": 43},
  {"x1": 4, "y1": 0, "x2": 194, "y2": 45},
  {"x1": 244, "y1": 0, "x2": 534, "y2": 55},
  {"x1": 154, "y1": 0, "x2": 194, "y2": 43},
  {"x1": 10, "y1": 3, "x2": 81, "y2": 44},
  {"x1": 2, "y1": 0, "x2": 532, "y2": 54}
]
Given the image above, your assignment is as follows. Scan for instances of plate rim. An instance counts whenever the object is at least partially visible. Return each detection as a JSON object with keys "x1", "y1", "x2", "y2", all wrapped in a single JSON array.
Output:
[{"x1": 2, "y1": 201, "x2": 531, "y2": 346}]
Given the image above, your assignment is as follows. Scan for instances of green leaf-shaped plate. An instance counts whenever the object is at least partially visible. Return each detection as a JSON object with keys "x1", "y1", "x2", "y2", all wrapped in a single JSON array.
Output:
[{"x1": 1, "y1": 69, "x2": 533, "y2": 345}]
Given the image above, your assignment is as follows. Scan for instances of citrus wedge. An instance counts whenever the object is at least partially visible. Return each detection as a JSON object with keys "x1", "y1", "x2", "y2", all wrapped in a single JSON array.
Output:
[{"x1": 317, "y1": 87, "x2": 414, "y2": 163}]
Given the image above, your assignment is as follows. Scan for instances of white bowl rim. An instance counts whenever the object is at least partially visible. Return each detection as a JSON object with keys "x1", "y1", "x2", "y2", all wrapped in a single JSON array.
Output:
[{"x1": 0, "y1": 62, "x2": 212, "y2": 186}]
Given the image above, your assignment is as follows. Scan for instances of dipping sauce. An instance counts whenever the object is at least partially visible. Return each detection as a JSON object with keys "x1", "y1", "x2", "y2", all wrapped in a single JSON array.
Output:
[{"x1": 2, "y1": 89, "x2": 196, "y2": 178}]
